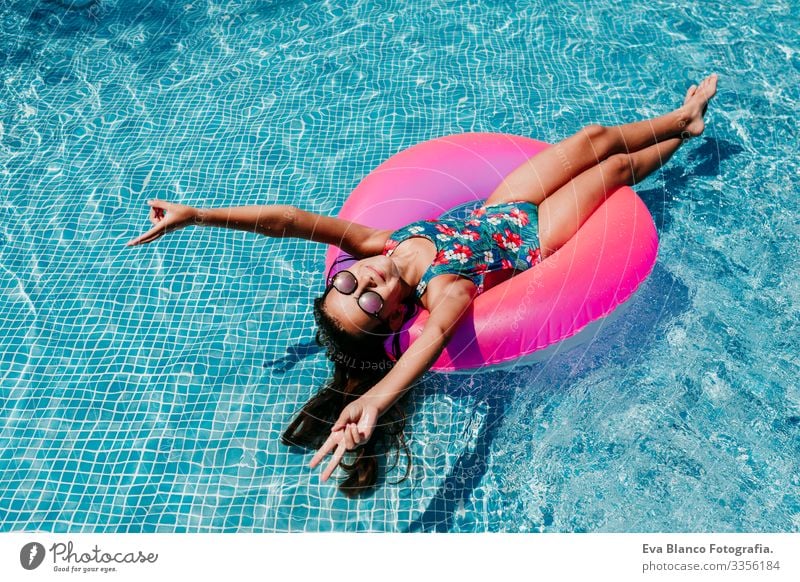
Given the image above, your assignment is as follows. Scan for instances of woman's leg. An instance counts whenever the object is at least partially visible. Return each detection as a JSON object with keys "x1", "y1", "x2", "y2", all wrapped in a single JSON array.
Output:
[
  {"x1": 484, "y1": 74, "x2": 717, "y2": 208},
  {"x1": 535, "y1": 78, "x2": 717, "y2": 257},
  {"x1": 537, "y1": 136, "x2": 683, "y2": 257}
]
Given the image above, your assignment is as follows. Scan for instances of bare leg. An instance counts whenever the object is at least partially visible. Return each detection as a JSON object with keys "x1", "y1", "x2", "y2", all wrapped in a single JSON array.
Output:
[
  {"x1": 537, "y1": 136, "x2": 684, "y2": 257},
  {"x1": 484, "y1": 74, "x2": 718, "y2": 208},
  {"x1": 536, "y1": 80, "x2": 713, "y2": 256},
  {"x1": 630, "y1": 137, "x2": 683, "y2": 183}
]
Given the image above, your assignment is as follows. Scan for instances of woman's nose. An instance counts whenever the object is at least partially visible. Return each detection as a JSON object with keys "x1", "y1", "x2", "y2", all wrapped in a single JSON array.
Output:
[
  {"x1": 356, "y1": 270, "x2": 376, "y2": 293},
  {"x1": 364, "y1": 267, "x2": 379, "y2": 283}
]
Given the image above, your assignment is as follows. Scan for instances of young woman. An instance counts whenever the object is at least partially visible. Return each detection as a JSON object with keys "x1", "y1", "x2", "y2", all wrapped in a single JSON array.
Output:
[{"x1": 127, "y1": 74, "x2": 718, "y2": 496}]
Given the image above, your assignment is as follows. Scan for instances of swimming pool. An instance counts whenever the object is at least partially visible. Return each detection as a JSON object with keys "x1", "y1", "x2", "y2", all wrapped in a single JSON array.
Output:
[{"x1": 1, "y1": 0, "x2": 797, "y2": 532}]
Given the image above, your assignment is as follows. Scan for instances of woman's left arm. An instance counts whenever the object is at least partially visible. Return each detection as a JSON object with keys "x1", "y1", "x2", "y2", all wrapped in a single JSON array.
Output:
[
  {"x1": 361, "y1": 280, "x2": 476, "y2": 415},
  {"x1": 310, "y1": 279, "x2": 476, "y2": 481}
]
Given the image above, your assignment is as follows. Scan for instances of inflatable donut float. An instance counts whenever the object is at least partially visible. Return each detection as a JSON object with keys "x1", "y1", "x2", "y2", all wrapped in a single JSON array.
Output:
[{"x1": 324, "y1": 133, "x2": 658, "y2": 372}]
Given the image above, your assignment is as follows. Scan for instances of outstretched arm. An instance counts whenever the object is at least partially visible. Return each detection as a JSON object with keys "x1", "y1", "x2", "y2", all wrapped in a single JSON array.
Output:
[
  {"x1": 127, "y1": 199, "x2": 390, "y2": 257},
  {"x1": 200, "y1": 203, "x2": 391, "y2": 257},
  {"x1": 194, "y1": 204, "x2": 296, "y2": 236},
  {"x1": 364, "y1": 280, "x2": 476, "y2": 415},
  {"x1": 126, "y1": 199, "x2": 291, "y2": 246},
  {"x1": 309, "y1": 279, "x2": 476, "y2": 481}
]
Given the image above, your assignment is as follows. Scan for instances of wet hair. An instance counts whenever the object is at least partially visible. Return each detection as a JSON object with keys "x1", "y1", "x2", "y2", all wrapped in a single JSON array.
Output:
[{"x1": 280, "y1": 256, "x2": 418, "y2": 497}]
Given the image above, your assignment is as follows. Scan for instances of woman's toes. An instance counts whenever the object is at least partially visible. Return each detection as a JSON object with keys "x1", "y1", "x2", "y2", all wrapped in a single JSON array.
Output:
[
  {"x1": 699, "y1": 74, "x2": 718, "y2": 99},
  {"x1": 680, "y1": 74, "x2": 717, "y2": 137},
  {"x1": 684, "y1": 84, "x2": 697, "y2": 104}
]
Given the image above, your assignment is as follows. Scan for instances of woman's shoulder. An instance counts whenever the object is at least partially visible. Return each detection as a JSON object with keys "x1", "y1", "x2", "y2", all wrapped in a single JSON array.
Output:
[{"x1": 360, "y1": 228, "x2": 394, "y2": 257}]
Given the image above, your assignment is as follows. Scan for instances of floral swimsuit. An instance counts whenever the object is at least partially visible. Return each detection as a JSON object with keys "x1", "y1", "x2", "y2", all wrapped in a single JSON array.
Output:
[{"x1": 382, "y1": 200, "x2": 543, "y2": 300}]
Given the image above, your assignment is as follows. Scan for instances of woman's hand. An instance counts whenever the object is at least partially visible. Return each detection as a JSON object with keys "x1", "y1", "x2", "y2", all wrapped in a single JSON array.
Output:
[
  {"x1": 125, "y1": 199, "x2": 200, "y2": 247},
  {"x1": 308, "y1": 398, "x2": 380, "y2": 482}
]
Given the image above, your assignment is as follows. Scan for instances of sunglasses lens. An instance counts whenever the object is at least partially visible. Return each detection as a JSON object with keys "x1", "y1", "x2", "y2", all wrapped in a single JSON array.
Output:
[
  {"x1": 332, "y1": 271, "x2": 357, "y2": 294},
  {"x1": 359, "y1": 291, "x2": 383, "y2": 316}
]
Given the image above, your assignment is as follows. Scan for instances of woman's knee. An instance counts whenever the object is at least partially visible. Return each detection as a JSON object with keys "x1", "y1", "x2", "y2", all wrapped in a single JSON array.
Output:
[
  {"x1": 603, "y1": 153, "x2": 634, "y2": 185},
  {"x1": 581, "y1": 124, "x2": 618, "y2": 158},
  {"x1": 582, "y1": 124, "x2": 606, "y2": 142}
]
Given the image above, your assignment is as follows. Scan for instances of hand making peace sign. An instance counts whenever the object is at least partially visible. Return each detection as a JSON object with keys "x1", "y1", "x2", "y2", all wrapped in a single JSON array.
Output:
[{"x1": 309, "y1": 398, "x2": 380, "y2": 482}]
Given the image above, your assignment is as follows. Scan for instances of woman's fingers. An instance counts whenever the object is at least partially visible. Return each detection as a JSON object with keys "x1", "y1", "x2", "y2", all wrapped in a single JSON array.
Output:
[
  {"x1": 146, "y1": 199, "x2": 169, "y2": 209},
  {"x1": 309, "y1": 432, "x2": 340, "y2": 469},
  {"x1": 343, "y1": 424, "x2": 355, "y2": 450},
  {"x1": 126, "y1": 224, "x2": 165, "y2": 246},
  {"x1": 149, "y1": 205, "x2": 166, "y2": 225},
  {"x1": 127, "y1": 200, "x2": 168, "y2": 246},
  {"x1": 127, "y1": 207, "x2": 180, "y2": 246},
  {"x1": 320, "y1": 439, "x2": 347, "y2": 482},
  {"x1": 308, "y1": 424, "x2": 366, "y2": 482},
  {"x1": 128, "y1": 199, "x2": 198, "y2": 247},
  {"x1": 331, "y1": 407, "x2": 354, "y2": 432},
  {"x1": 350, "y1": 423, "x2": 361, "y2": 446},
  {"x1": 148, "y1": 200, "x2": 167, "y2": 225}
]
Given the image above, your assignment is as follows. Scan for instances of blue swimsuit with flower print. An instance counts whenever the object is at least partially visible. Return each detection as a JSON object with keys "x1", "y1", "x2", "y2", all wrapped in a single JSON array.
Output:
[{"x1": 381, "y1": 200, "x2": 542, "y2": 301}]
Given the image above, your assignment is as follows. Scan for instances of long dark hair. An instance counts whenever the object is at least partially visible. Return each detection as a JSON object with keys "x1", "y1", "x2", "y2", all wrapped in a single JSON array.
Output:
[{"x1": 281, "y1": 256, "x2": 418, "y2": 496}]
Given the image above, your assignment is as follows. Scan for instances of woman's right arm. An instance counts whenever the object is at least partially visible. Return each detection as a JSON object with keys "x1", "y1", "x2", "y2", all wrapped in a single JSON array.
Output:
[
  {"x1": 125, "y1": 199, "x2": 298, "y2": 247},
  {"x1": 194, "y1": 204, "x2": 296, "y2": 237},
  {"x1": 127, "y1": 199, "x2": 390, "y2": 257}
]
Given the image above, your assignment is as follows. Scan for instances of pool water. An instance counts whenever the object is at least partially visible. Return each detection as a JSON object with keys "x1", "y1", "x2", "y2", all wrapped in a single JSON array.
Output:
[{"x1": 1, "y1": 0, "x2": 797, "y2": 532}]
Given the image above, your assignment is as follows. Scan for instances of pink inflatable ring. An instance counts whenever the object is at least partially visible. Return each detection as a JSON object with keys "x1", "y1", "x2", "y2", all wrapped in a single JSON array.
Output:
[{"x1": 323, "y1": 133, "x2": 658, "y2": 373}]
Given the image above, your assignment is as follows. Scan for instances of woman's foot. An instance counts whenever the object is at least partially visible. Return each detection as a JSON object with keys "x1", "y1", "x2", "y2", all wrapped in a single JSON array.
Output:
[{"x1": 681, "y1": 73, "x2": 718, "y2": 137}]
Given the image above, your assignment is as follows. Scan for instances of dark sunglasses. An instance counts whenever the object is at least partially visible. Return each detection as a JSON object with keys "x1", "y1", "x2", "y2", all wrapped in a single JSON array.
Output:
[{"x1": 328, "y1": 270, "x2": 385, "y2": 320}]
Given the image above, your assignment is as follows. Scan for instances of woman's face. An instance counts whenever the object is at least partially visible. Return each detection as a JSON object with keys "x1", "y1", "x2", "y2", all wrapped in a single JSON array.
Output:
[{"x1": 322, "y1": 254, "x2": 409, "y2": 335}]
